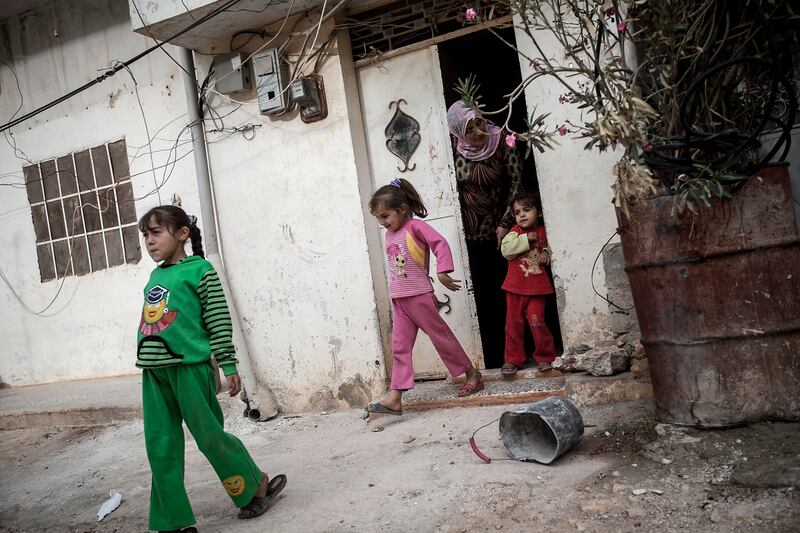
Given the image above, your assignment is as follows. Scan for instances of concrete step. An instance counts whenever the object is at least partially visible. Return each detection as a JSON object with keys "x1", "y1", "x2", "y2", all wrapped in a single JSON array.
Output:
[
  {"x1": 384, "y1": 376, "x2": 567, "y2": 413},
  {"x1": 450, "y1": 367, "x2": 564, "y2": 383},
  {"x1": 0, "y1": 372, "x2": 652, "y2": 429}
]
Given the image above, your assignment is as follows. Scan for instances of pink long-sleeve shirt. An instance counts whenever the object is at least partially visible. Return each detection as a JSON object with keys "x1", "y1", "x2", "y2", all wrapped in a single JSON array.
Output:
[{"x1": 385, "y1": 218, "x2": 455, "y2": 299}]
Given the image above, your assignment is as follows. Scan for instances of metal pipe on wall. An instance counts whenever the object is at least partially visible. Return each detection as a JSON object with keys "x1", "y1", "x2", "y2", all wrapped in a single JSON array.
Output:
[{"x1": 178, "y1": 47, "x2": 278, "y2": 421}]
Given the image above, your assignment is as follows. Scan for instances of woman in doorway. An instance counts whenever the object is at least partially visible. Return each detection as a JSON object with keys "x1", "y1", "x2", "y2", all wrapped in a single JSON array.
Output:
[{"x1": 446, "y1": 100, "x2": 523, "y2": 368}]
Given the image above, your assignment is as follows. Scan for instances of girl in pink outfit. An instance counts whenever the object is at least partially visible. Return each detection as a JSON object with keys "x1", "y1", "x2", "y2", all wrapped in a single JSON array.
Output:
[{"x1": 366, "y1": 178, "x2": 484, "y2": 416}]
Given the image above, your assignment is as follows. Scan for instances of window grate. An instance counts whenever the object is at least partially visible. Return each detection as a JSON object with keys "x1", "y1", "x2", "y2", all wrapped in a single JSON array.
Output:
[
  {"x1": 347, "y1": 0, "x2": 483, "y2": 59},
  {"x1": 24, "y1": 139, "x2": 141, "y2": 282}
]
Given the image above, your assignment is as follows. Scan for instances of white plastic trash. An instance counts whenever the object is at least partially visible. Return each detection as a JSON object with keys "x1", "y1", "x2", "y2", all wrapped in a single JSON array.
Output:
[{"x1": 97, "y1": 490, "x2": 122, "y2": 521}]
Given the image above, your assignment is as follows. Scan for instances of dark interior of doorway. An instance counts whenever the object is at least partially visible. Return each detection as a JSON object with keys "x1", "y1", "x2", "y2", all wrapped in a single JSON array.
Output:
[{"x1": 437, "y1": 27, "x2": 564, "y2": 369}]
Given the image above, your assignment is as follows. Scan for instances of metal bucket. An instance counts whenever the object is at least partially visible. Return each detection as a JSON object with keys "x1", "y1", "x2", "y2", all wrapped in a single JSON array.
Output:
[{"x1": 499, "y1": 397, "x2": 584, "y2": 464}]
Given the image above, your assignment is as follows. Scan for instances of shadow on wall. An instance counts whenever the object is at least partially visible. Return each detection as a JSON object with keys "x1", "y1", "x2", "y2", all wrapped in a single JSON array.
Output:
[{"x1": 0, "y1": 0, "x2": 133, "y2": 60}]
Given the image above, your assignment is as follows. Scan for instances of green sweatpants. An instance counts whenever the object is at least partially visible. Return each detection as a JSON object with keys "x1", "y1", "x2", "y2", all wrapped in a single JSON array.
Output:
[{"x1": 142, "y1": 363, "x2": 262, "y2": 531}]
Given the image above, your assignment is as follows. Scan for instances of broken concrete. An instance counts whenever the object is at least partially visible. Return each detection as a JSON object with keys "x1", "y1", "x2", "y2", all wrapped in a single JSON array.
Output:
[
  {"x1": 574, "y1": 345, "x2": 630, "y2": 376},
  {"x1": 566, "y1": 372, "x2": 653, "y2": 408}
]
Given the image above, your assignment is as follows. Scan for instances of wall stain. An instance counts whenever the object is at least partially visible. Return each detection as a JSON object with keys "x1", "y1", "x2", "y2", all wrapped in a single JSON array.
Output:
[
  {"x1": 108, "y1": 89, "x2": 121, "y2": 108},
  {"x1": 336, "y1": 373, "x2": 371, "y2": 407},
  {"x1": 329, "y1": 337, "x2": 343, "y2": 380}
]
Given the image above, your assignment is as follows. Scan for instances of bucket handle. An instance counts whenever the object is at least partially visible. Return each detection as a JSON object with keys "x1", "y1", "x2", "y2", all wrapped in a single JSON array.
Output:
[{"x1": 469, "y1": 416, "x2": 596, "y2": 464}]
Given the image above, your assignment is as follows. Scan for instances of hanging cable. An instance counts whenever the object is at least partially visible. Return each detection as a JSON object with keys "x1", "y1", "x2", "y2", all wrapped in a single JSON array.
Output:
[{"x1": 0, "y1": 0, "x2": 245, "y2": 134}]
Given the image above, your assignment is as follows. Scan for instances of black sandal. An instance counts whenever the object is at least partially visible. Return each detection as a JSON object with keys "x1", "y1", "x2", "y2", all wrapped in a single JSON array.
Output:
[
  {"x1": 159, "y1": 528, "x2": 197, "y2": 533},
  {"x1": 237, "y1": 474, "x2": 287, "y2": 520},
  {"x1": 500, "y1": 363, "x2": 519, "y2": 376}
]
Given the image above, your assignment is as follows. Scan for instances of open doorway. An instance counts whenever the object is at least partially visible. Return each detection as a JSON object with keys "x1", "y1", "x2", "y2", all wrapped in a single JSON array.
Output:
[{"x1": 437, "y1": 27, "x2": 564, "y2": 368}]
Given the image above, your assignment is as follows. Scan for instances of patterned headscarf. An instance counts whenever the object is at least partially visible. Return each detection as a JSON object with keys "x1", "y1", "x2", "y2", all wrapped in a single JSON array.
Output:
[{"x1": 446, "y1": 100, "x2": 502, "y2": 161}]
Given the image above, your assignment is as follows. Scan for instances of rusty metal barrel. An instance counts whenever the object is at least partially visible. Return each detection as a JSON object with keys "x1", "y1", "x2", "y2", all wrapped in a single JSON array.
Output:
[{"x1": 617, "y1": 164, "x2": 800, "y2": 427}]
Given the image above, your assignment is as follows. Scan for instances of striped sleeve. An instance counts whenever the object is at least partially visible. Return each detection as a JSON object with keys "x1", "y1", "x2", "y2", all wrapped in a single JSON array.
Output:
[{"x1": 198, "y1": 268, "x2": 238, "y2": 375}]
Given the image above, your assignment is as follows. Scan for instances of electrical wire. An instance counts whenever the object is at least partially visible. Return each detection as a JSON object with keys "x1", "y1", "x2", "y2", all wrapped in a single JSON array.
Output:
[
  {"x1": 0, "y1": 0, "x2": 245, "y2": 134},
  {"x1": 0, "y1": 203, "x2": 90, "y2": 316},
  {"x1": 590, "y1": 230, "x2": 635, "y2": 312},
  {"x1": 0, "y1": 59, "x2": 34, "y2": 164},
  {"x1": 130, "y1": 0, "x2": 204, "y2": 91},
  {"x1": 116, "y1": 60, "x2": 161, "y2": 204}
]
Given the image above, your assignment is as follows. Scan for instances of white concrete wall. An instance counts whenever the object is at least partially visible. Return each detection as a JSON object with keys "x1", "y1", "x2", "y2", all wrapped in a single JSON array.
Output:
[
  {"x1": 0, "y1": 2, "x2": 387, "y2": 413},
  {"x1": 0, "y1": 0, "x2": 200, "y2": 385},
  {"x1": 0, "y1": 0, "x2": 621, "y2": 408},
  {"x1": 182, "y1": 21, "x2": 386, "y2": 412},
  {"x1": 514, "y1": 17, "x2": 619, "y2": 346}
]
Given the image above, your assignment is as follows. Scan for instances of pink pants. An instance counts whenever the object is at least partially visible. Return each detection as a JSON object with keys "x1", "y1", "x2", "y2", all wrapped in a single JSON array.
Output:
[
  {"x1": 505, "y1": 292, "x2": 556, "y2": 366},
  {"x1": 391, "y1": 293, "x2": 472, "y2": 390}
]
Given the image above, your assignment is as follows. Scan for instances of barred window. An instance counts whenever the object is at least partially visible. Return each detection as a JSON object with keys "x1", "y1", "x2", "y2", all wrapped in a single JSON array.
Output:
[{"x1": 24, "y1": 139, "x2": 141, "y2": 282}]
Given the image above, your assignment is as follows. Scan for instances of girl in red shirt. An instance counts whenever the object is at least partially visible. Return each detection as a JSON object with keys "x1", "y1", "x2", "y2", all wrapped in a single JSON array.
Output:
[{"x1": 499, "y1": 192, "x2": 556, "y2": 375}]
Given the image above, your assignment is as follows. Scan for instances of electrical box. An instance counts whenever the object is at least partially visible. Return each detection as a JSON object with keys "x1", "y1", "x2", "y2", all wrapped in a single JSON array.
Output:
[
  {"x1": 252, "y1": 48, "x2": 290, "y2": 115},
  {"x1": 212, "y1": 52, "x2": 252, "y2": 95},
  {"x1": 299, "y1": 74, "x2": 328, "y2": 124}
]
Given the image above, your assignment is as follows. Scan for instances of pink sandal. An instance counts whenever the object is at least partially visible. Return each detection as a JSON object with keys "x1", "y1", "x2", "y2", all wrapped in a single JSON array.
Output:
[{"x1": 457, "y1": 380, "x2": 485, "y2": 397}]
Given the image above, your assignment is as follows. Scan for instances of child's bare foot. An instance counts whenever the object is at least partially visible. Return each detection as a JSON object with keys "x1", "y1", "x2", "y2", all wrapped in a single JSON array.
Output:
[
  {"x1": 465, "y1": 366, "x2": 482, "y2": 386},
  {"x1": 365, "y1": 390, "x2": 404, "y2": 415},
  {"x1": 458, "y1": 366, "x2": 484, "y2": 397},
  {"x1": 255, "y1": 473, "x2": 268, "y2": 497},
  {"x1": 237, "y1": 472, "x2": 288, "y2": 520}
]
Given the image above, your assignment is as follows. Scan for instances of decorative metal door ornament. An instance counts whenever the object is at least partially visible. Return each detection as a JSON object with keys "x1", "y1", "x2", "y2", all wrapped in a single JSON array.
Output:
[
  {"x1": 384, "y1": 99, "x2": 421, "y2": 172},
  {"x1": 428, "y1": 277, "x2": 452, "y2": 314}
]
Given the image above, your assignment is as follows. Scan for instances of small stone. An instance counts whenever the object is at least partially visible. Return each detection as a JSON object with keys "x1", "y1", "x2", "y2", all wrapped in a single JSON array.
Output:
[
  {"x1": 632, "y1": 488, "x2": 648, "y2": 495},
  {"x1": 650, "y1": 489, "x2": 664, "y2": 495},
  {"x1": 628, "y1": 507, "x2": 646, "y2": 518},
  {"x1": 735, "y1": 439, "x2": 742, "y2": 444},
  {"x1": 580, "y1": 500, "x2": 609, "y2": 513},
  {"x1": 710, "y1": 508, "x2": 723, "y2": 523},
  {"x1": 611, "y1": 471, "x2": 621, "y2": 477},
  {"x1": 553, "y1": 354, "x2": 577, "y2": 372},
  {"x1": 605, "y1": 431, "x2": 611, "y2": 437},
  {"x1": 368, "y1": 483, "x2": 375, "y2": 487},
  {"x1": 632, "y1": 463, "x2": 638, "y2": 468},
  {"x1": 449, "y1": 461, "x2": 455, "y2": 465},
  {"x1": 403, "y1": 435, "x2": 416, "y2": 444},
  {"x1": 661, "y1": 458, "x2": 673, "y2": 465},
  {"x1": 372, "y1": 426, "x2": 384, "y2": 432},
  {"x1": 630, "y1": 358, "x2": 649, "y2": 377},
  {"x1": 495, "y1": 525, "x2": 503, "y2": 530}
]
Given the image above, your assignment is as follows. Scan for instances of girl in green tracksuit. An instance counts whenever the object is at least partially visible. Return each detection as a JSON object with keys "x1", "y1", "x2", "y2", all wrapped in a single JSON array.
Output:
[{"x1": 136, "y1": 205, "x2": 286, "y2": 532}]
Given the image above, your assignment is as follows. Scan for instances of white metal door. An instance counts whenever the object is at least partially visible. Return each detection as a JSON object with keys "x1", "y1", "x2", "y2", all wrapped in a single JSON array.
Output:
[{"x1": 357, "y1": 46, "x2": 483, "y2": 378}]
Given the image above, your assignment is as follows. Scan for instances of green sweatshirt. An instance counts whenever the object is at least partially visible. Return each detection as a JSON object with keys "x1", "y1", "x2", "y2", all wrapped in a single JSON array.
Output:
[{"x1": 136, "y1": 255, "x2": 238, "y2": 376}]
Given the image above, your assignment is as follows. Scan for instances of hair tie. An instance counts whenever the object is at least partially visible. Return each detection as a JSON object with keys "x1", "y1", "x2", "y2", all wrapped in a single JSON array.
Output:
[
  {"x1": 188, "y1": 215, "x2": 198, "y2": 229},
  {"x1": 390, "y1": 178, "x2": 402, "y2": 188}
]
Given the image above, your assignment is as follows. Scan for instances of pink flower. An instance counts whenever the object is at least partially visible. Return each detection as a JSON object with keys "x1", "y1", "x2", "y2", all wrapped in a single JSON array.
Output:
[
  {"x1": 643, "y1": 140, "x2": 654, "y2": 152},
  {"x1": 617, "y1": 22, "x2": 627, "y2": 33},
  {"x1": 505, "y1": 132, "x2": 517, "y2": 148},
  {"x1": 557, "y1": 124, "x2": 569, "y2": 136},
  {"x1": 465, "y1": 8, "x2": 477, "y2": 21},
  {"x1": 530, "y1": 58, "x2": 542, "y2": 71}
]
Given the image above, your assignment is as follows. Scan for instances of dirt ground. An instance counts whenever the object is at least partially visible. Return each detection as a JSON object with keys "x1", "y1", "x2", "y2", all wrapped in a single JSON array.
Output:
[{"x1": 0, "y1": 399, "x2": 798, "y2": 532}]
